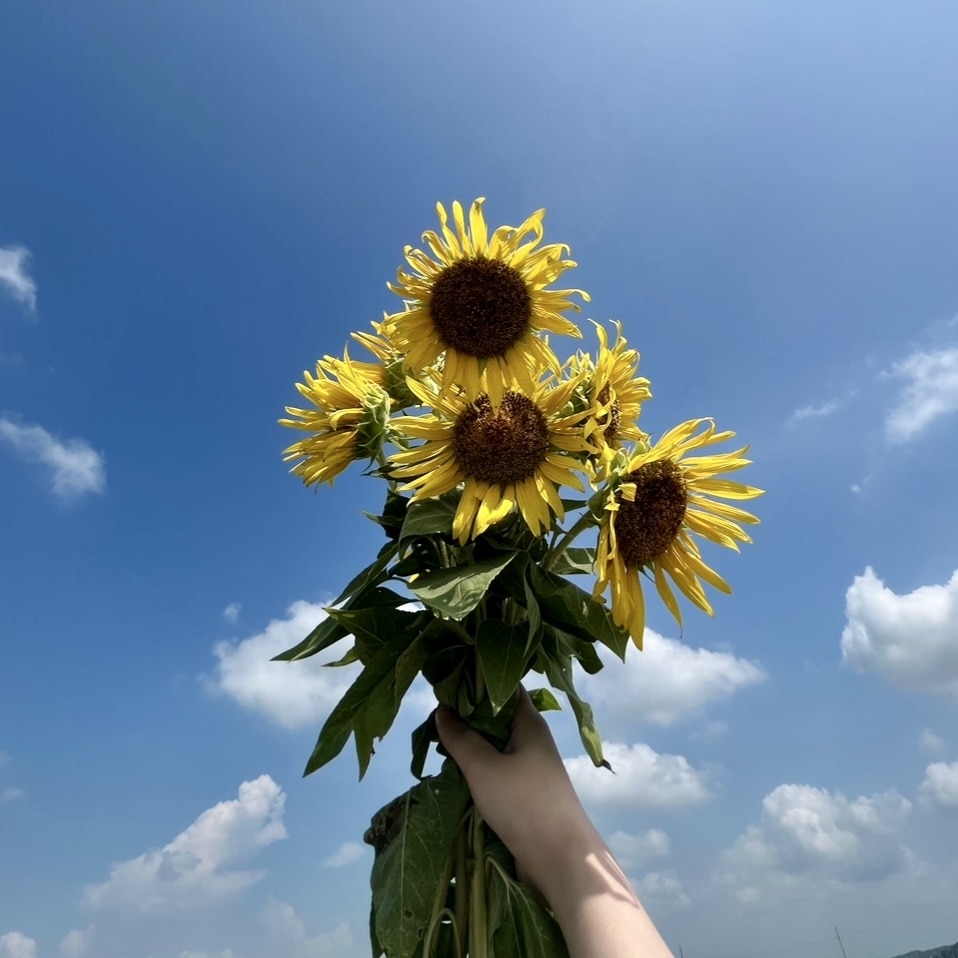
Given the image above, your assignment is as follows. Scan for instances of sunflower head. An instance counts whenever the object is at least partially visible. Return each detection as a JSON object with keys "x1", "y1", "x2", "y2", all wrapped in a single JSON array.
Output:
[
  {"x1": 385, "y1": 198, "x2": 589, "y2": 406},
  {"x1": 595, "y1": 419, "x2": 763, "y2": 646},
  {"x1": 280, "y1": 352, "x2": 391, "y2": 487},
  {"x1": 389, "y1": 372, "x2": 591, "y2": 543},
  {"x1": 581, "y1": 322, "x2": 652, "y2": 463}
]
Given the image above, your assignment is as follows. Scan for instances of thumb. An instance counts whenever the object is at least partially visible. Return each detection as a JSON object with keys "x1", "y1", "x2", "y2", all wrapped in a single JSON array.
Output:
[{"x1": 435, "y1": 707, "x2": 499, "y2": 779}]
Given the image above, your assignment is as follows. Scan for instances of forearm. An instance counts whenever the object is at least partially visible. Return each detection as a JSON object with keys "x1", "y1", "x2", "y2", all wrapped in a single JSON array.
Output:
[{"x1": 538, "y1": 826, "x2": 675, "y2": 958}]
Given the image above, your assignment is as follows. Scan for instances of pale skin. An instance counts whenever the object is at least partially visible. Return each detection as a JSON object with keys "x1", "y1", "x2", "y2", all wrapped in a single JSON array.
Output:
[{"x1": 436, "y1": 689, "x2": 675, "y2": 958}]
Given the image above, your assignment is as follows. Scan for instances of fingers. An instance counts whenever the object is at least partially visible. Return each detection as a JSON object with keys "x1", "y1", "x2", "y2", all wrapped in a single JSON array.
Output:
[{"x1": 435, "y1": 707, "x2": 500, "y2": 778}]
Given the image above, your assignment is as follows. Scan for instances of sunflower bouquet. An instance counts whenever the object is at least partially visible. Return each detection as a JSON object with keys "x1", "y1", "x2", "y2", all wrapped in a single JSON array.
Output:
[{"x1": 277, "y1": 199, "x2": 762, "y2": 958}]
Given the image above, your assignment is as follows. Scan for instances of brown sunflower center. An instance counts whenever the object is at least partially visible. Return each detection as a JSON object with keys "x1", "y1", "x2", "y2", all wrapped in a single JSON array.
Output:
[
  {"x1": 596, "y1": 384, "x2": 622, "y2": 444},
  {"x1": 429, "y1": 258, "x2": 532, "y2": 359},
  {"x1": 452, "y1": 392, "x2": 550, "y2": 485},
  {"x1": 614, "y1": 459, "x2": 688, "y2": 568}
]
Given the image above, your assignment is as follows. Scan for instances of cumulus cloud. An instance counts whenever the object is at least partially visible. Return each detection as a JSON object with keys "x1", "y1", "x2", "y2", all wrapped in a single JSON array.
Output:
[
  {"x1": 207, "y1": 602, "x2": 358, "y2": 730},
  {"x1": 0, "y1": 933, "x2": 38, "y2": 958},
  {"x1": 841, "y1": 567, "x2": 958, "y2": 699},
  {"x1": 580, "y1": 630, "x2": 765, "y2": 727},
  {"x1": 321, "y1": 841, "x2": 366, "y2": 868},
  {"x1": 885, "y1": 347, "x2": 958, "y2": 443},
  {"x1": 84, "y1": 775, "x2": 287, "y2": 912},
  {"x1": 260, "y1": 899, "x2": 352, "y2": 957},
  {"x1": 608, "y1": 829, "x2": 671, "y2": 871},
  {"x1": 565, "y1": 743, "x2": 712, "y2": 809},
  {"x1": 222, "y1": 603, "x2": 242, "y2": 623},
  {"x1": 919, "y1": 761, "x2": 958, "y2": 810},
  {"x1": 719, "y1": 784, "x2": 912, "y2": 899},
  {"x1": 59, "y1": 927, "x2": 93, "y2": 958},
  {"x1": 0, "y1": 418, "x2": 106, "y2": 500},
  {"x1": 0, "y1": 246, "x2": 37, "y2": 311},
  {"x1": 634, "y1": 871, "x2": 692, "y2": 909}
]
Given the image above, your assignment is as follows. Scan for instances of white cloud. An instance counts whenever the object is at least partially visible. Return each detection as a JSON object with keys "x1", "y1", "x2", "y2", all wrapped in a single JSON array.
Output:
[
  {"x1": 207, "y1": 602, "x2": 358, "y2": 730},
  {"x1": 885, "y1": 347, "x2": 958, "y2": 443},
  {"x1": 565, "y1": 743, "x2": 712, "y2": 809},
  {"x1": 634, "y1": 870, "x2": 691, "y2": 909},
  {"x1": 0, "y1": 246, "x2": 37, "y2": 311},
  {"x1": 719, "y1": 784, "x2": 912, "y2": 898},
  {"x1": 608, "y1": 829, "x2": 670, "y2": 871},
  {"x1": 841, "y1": 566, "x2": 958, "y2": 699},
  {"x1": 59, "y1": 927, "x2": 93, "y2": 958},
  {"x1": 321, "y1": 841, "x2": 366, "y2": 868},
  {"x1": 920, "y1": 729, "x2": 946, "y2": 753},
  {"x1": 919, "y1": 761, "x2": 958, "y2": 810},
  {"x1": 0, "y1": 788, "x2": 25, "y2": 804},
  {"x1": 580, "y1": 630, "x2": 766, "y2": 726},
  {"x1": 0, "y1": 418, "x2": 106, "y2": 500},
  {"x1": 260, "y1": 899, "x2": 352, "y2": 957},
  {"x1": 0, "y1": 933, "x2": 38, "y2": 958},
  {"x1": 788, "y1": 399, "x2": 840, "y2": 424},
  {"x1": 222, "y1": 603, "x2": 242, "y2": 623},
  {"x1": 84, "y1": 775, "x2": 287, "y2": 912}
]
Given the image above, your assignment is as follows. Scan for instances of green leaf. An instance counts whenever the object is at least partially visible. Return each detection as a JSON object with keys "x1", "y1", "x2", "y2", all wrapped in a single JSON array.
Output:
[
  {"x1": 303, "y1": 612, "x2": 429, "y2": 777},
  {"x1": 539, "y1": 639, "x2": 609, "y2": 769},
  {"x1": 398, "y1": 493, "x2": 458, "y2": 549},
  {"x1": 528, "y1": 563, "x2": 629, "y2": 661},
  {"x1": 548, "y1": 546, "x2": 595, "y2": 576},
  {"x1": 323, "y1": 646, "x2": 360, "y2": 667},
  {"x1": 486, "y1": 841, "x2": 570, "y2": 958},
  {"x1": 409, "y1": 711, "x2": 437, "y2": 781},
  {"x1": 364, "y1": 489, "x2": 410, "y2": 541},
  {"x1": 328, "y1": 600, "x2": 420, "y2": 665},
  {"x1": 474, "y1": 620, "x2": 531, "y2": 716},
  {"x1": 528, "y1": 687, "x2": 562, "y2": 712},
  {"x1": 353, "y1": 631, "x2": 429, "y2": 778},
  {"x1": 409, "y1": 553, "x2": 516, "y2": 620},
  {"x1": 333, "y1": 541, "x2": 399, "y2": 605},
  {"x1": 368, "y1": 762, "x2": 469, "y2": 958},
  {"x1": 273, "y1": 585, "x2": 409, "y2": 663}
]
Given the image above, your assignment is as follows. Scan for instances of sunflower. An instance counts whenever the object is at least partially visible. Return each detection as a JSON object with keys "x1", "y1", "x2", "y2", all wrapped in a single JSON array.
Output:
[
  {"x1": 280, "y1": 351, "x2": 391, "y2": 487},
  {"x1": 594, "y1": 419, "x2": 762, "y2": 647},
  {"x1": 385, "y1": 198, "x2": 589, "y2": 407},
  {"x1": 389, "y1": 374, "x2": 593, "y2": 544},
  {"x1": 579, "y1": 321, "x2": 652, "y2": 462}
]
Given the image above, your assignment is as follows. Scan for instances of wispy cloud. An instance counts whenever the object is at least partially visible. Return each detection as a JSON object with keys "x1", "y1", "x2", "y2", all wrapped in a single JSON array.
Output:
[
  {"x1": 0, "y1": 417, "x2": 106, "y2": 500},
  {"x1": 0, "y1": 246, "x2": 37, "y2": 312},
  {"x1": 1, "y1": 787, "x2": 25, "y2": 804},
  {"x1": 321, "y1": 841, "x2": 366, "y2": 868},
  {"x1": 885, "y1": 347, "x2": 958, "y2": 443},
  {"x1": 788, "y1": 399, "x2": 841, "y2": 425}
]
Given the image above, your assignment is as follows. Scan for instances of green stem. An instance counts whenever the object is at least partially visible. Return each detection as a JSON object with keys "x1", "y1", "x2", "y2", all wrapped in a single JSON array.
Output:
[
  {"x1": 468, "y1": 809, "x2": 489, "y2": 958},
  {"x1": 544, "y1": 490, "x2": 606, "y2": 570},
  {"x1": 455, "y1": 817, "x2": 469, "y2": 957}
]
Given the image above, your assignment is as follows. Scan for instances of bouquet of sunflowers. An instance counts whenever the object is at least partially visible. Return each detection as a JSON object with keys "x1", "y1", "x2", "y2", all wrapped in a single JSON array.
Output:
[{"x1": 277, "y1": 199, "x2": 762, "y2": 958}]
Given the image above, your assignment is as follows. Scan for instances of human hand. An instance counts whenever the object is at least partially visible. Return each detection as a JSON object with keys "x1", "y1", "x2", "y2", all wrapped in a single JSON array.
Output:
[
  {"x1": 435, "y1": 687, "x2": 602, "y2": 903},
  {"x1": 436, "y1": 688, "x2": 675, "y2": 958}
]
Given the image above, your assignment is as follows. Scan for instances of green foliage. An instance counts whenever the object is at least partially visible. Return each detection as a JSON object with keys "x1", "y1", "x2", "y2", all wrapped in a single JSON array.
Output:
[
  {"x1": 474, "y1": 620, "x2": 531, "y2": 716},
  {"x1": 368, "y1": 762, "x2": 469, "y2": 958},
  {"x1": 410, "y1": 553, "x2": 516, "y2": 620}
]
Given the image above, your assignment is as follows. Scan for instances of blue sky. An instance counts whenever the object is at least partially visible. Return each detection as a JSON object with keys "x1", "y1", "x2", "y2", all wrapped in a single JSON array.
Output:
[{"x1": 2, "y1": 1, "x2": 958, "y2": 956}]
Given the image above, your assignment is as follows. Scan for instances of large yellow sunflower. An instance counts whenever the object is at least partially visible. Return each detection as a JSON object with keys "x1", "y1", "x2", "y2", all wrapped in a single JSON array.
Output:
[
  {"x1": 578, "y1": 321, "x2": 652, "y2": 462},
  {"x1": 280, "y1": 351, "x2": 391, "y2": 487},
  {"x1": 594, "y1": 419, "x2": 762, "y2": 647},
  {"x1": 389, "y1": 375, "x2": 593, "y2": 544},
  {"x1": 385, "y1": 198, "x2": 589, "y2": 407}
]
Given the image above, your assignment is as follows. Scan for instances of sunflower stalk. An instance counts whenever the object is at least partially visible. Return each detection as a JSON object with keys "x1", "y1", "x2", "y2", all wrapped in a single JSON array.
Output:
[{"x1": 277, "y1": 197, "x2": 763, "y2": 956}]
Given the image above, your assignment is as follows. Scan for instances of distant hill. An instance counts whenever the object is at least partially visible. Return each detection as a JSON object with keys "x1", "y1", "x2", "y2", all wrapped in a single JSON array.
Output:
[{"x1": 890, "y1": 944, "x2": 958, "y2": 958}]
